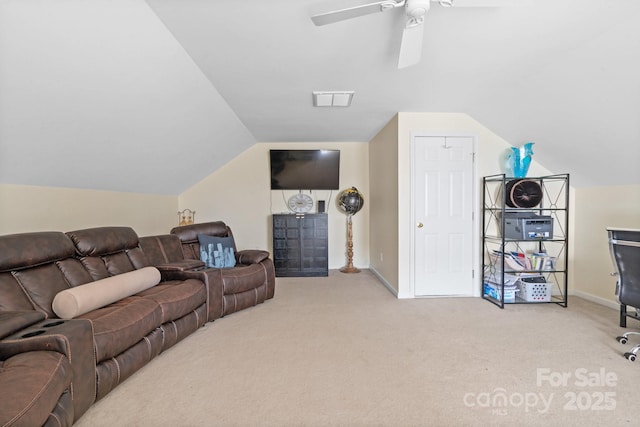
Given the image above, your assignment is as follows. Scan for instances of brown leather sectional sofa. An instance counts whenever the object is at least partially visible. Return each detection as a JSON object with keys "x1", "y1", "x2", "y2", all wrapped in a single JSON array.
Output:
[{"x1": 0, "y1": 221, "x2": 275, "y2": 426}]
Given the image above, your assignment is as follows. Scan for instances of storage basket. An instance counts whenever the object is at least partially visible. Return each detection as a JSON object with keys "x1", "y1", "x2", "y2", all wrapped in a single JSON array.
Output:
[{"x1": 518, "y1": 281, "x2": 552, "y2": 302}]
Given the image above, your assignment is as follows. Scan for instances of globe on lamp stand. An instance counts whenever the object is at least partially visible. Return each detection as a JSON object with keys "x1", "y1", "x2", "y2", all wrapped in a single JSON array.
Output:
[{"x1": 337, "y1": 187, "x2": 364, "y2": 274}]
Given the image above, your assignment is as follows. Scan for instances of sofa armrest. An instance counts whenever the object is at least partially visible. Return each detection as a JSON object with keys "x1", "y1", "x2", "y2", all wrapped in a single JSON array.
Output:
[
  {"x1": 236, "y1": 249, "x2": 270, "y2": 265},
  {"x1": 0, "y1": 318, "x2": 97, "y2": 420},
  {"x1": 156, "y1": 259, "x2": 206, "y2": 272},
  {"x1": 0, "y1": 311, "x2": 46, "y2": 340},
  {"x1": 161, "y1": 269, "x2": 224, "y2": 321}
]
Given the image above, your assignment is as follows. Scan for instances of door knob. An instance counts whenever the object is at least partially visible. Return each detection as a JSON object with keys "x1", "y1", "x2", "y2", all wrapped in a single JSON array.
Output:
[{"x1": 417, "y1": 222, "x2": 423, "y2": 228}]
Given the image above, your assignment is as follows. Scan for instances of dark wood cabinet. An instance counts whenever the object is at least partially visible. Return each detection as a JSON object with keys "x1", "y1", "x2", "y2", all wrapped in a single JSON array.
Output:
[{"x1": 272, "y1": 213, "x2": 328, "y2": 277}]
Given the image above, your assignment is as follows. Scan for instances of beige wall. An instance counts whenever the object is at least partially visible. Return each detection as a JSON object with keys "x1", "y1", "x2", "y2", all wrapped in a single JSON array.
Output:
[
  {"x1": 572, "y1": 184, "x2": 640, "y2": 306},
  {"x1": 4, "y1": 122, "x2": 634, "y2": 309},
  {"x1": 369, "y1": 115, "x2": 399, "y2": 293},
  {"x1": 0, "y1": 184, "x2": 177, "y2": 236},
  {"x1": 179, "y1": 142, "x2": 369, "y2": 269}
]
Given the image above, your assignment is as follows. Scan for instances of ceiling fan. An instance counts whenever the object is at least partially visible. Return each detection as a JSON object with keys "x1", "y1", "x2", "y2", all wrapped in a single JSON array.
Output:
[{"x1": 311, "y1": 0, "x2": 493, "y2": 69}]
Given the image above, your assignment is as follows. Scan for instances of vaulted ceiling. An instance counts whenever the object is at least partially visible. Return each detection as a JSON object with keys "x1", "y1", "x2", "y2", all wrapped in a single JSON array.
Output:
[{"x1": 1, "y1": 0, "x2": 638, "y2": 194}]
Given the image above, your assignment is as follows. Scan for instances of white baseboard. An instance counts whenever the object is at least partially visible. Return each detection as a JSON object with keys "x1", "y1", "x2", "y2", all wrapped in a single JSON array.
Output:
[
  {"x1": 571, "y1": 289, "x2": 619, "y2": 310},
  {"x1": 369, "y1": 268, "x2": 621, "y2": 307},
  {"x1": 369, "y1": 267, "x2": 399, "y2": 298}
]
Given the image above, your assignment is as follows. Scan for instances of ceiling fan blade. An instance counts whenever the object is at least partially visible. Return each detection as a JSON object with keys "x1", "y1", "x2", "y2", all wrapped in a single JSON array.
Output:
[
  {"x1": 311, "y1": 1, "x2": 405, "y2": 26},
  {"x1": 397, "y1": 20, "x2": 424, "y2": 69},
  {"x1": 445, "y1": 0, "x2": 528, "y2": 7}
]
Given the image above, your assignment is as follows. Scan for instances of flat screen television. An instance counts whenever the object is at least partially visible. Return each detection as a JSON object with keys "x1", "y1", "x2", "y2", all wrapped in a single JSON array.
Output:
[{"x1": 270, "y1": 149, "x2": 340, "y2": 190}]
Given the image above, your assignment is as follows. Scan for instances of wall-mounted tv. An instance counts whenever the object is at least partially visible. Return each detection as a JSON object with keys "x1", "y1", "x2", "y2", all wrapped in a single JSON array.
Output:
[{"x1": 270, "y1": 149, "x2": 340, "y2": 190}]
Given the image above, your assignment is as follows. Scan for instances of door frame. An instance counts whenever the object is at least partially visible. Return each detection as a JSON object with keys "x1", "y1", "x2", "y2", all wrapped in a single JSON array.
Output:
[{"x1": 409, "y1": 132, "x2": 480, "y2": 298}]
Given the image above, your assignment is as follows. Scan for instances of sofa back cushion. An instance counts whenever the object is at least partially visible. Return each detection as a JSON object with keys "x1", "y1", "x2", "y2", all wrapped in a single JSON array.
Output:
[
  {"x1": 66, "y1": 227, "x2": 147, "y2": 280},
  {"x1": 12, "y1": 264, "x2": 75, "y2": 317},
  {"x1": 170, "y1": 222, "x2": 235, "y2": 260},
  {"x1": 197, "y1": 234, "x2": 236, "y2": 268},
  {"x1": 0, "y1": 232, "x2": 80, "y2": 315},
  {"x1": 138, "y1": 234, "x2": 185, "y2": 265},
  {"x1": 0, "y1": 232, "x2": 75, "y2": 272},
  {"x1": 0, "y1": 311, "x2": 46, "y2": 340}
]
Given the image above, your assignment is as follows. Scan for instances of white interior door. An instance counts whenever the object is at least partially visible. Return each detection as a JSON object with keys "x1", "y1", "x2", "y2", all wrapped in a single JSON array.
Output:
[{"x1": 413, "y1": 135, "x2": 475, "y2": 297}]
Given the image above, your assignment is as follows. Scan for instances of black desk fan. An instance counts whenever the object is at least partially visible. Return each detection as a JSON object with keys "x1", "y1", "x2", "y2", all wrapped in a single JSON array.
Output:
[{"x1": 505, "y1": 179, "x2": 543, "y2": 208}]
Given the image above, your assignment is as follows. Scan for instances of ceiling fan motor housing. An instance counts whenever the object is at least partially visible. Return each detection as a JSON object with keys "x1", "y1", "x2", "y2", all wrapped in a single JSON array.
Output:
[{"x1": 406, "y1": 0, "x2": 431, "y2": 18}]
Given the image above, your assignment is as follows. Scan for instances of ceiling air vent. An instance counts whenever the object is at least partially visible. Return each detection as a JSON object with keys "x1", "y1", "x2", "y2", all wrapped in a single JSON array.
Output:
[{"x1": 312, "y1": 91, "x2": 354, "y2": 107}]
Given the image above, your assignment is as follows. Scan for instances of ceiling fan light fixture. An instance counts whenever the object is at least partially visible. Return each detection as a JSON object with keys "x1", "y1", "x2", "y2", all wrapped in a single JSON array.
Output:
[
  {"x1": 312, "y1": 91, "x2": 355, "y2": 107},
  {"x1": 406, "y1": 16, "x2": 424, "y2": 28}
]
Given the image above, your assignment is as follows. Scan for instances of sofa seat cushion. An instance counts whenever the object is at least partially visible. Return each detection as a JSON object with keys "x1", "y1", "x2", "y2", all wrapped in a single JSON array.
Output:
[
  {"x1": 136, "y1": 279, "x2": 206, "y2": 323},
  {"x1": 79, "y1": 297, "x2": 162, "y2": 362},
  {"x1": 220, "y1": 264, "x2": 267, "y2": 295},
  {"x1": 0, "y1": 351, "x2": 72, "y2": 427}
]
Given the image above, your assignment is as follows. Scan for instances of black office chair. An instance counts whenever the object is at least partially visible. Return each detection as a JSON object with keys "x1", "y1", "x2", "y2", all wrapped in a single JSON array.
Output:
[{"x1": 609, "y1": 228, "x2": 640, "y2": 361}]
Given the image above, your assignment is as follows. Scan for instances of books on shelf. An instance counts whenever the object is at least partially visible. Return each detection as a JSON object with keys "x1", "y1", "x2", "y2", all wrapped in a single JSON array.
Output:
[
  {"x1": 489, "y1": 250, "x2": 525, "y2": 270},
  {"x1": 530, "y1": 252, "x2": 556, "y2": 271},
  {"x1": 490, "y1": 250, "x2": 556, "y2": 271},
  {"x1": 483, "y1": 281, "x2": 517, "y2": 302}
]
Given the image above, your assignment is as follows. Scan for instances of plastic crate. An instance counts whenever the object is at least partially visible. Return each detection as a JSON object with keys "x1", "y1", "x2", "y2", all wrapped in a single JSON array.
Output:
[{"x1": 518, "y1": 281, "x2": 552, "y2": 302}]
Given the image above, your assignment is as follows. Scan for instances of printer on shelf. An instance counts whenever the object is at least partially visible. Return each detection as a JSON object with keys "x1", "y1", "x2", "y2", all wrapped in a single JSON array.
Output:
[{"x1": 502, "y1": 212, "x2": 554, "y2": 240}]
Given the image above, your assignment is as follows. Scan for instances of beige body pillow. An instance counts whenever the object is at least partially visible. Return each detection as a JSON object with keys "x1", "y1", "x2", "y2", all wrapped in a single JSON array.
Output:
[{"x1": 52, "y1": 267, "x2": 161, "y2": 319}]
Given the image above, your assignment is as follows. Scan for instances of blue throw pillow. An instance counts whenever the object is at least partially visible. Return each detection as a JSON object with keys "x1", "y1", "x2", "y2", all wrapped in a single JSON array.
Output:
[{"x1": 197, "y1": 234, "x2": 236, "y2": 268}]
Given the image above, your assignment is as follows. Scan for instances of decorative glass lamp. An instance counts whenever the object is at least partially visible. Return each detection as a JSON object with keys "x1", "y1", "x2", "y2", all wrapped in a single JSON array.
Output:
[{"x1": 178, "y1": 209, "x2": 195, "y2": 226}]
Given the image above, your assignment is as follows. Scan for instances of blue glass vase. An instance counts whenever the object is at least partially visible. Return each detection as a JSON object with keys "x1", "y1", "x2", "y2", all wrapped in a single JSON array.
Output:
[{"x1": 506, "y1": 142, "x2": 534, "y2": 178}]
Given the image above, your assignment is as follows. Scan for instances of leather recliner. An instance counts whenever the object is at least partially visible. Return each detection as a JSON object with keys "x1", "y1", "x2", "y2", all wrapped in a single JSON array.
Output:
[
  {"x1": 0, "y1": 310, "x2": 95, "y2": 427},
  {"x1": 167, "y1": 221, "x2": 276, "y2": 317}
]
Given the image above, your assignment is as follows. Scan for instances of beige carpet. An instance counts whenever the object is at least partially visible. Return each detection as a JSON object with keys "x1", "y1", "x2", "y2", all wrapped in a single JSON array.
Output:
[{"x1": 75, "y1": 270, "x2": 640, "y2": 426}]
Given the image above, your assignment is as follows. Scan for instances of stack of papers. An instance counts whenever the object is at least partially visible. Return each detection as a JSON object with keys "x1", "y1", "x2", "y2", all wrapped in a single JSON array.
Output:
[{"x1": 484, "y1": 271, "x2": 519, "y2": 288}]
